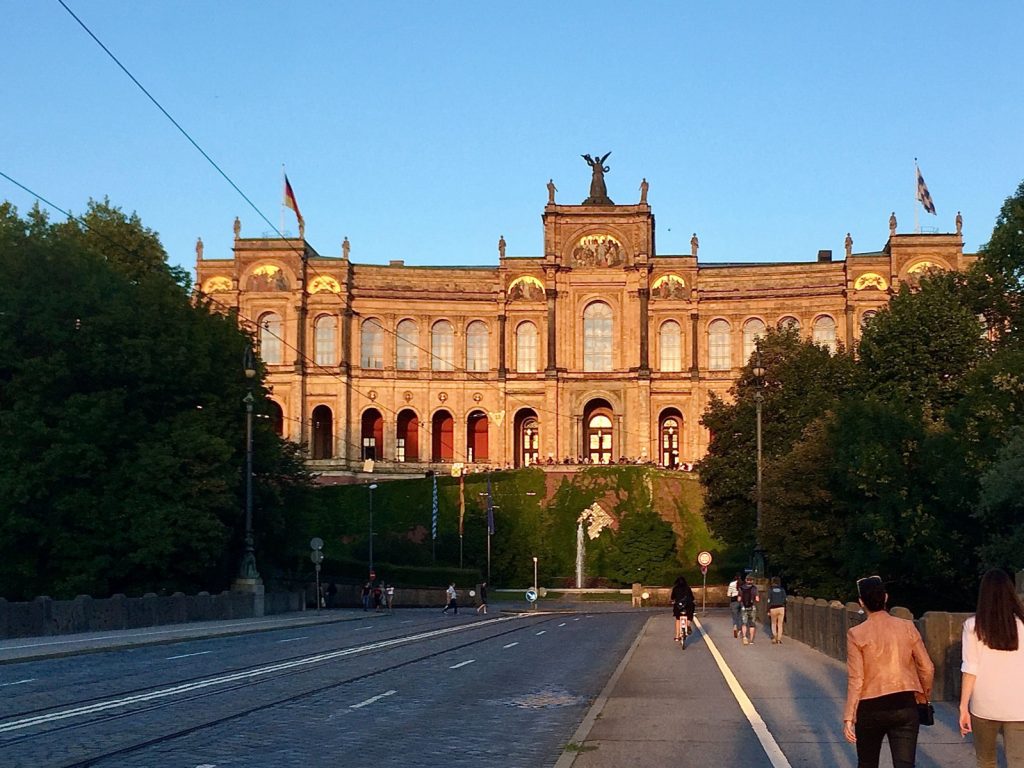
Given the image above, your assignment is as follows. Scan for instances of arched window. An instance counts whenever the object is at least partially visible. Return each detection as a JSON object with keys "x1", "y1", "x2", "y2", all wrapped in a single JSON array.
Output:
[
  {"x1": 860, "y1": 310, "x2": 877, "y2": 328},
  {"x1": 742, "y1": 318, "x2": 766, "y2": 365},
  {"x1": 266, "y1": 400, "x2": 284, "y2": 437},
  {"x1": 467, "y1": 410, "x2": 489, "y2": 462},
  {"x1": 396, "y1": 319, "x2": 419, "y2": 371},
  {"x1": 396, "y1": 409, "x2": 419, "y2": 462},
  {"x1": 660, "y1": 410, "x2": 683, "y2": 468},
  {"x1": 516, "y1": 321, "x2": 538, "y2": 373},
  {"x1": 466, "y1": 321, "x2": 489, "y2": 372},
  {"x1": 360, "y1": 318, "x2": 384, "y2": 369},
  {"x1": 583, "y1": 301, "x2": 613, "y2": 371},
  {"x1": 431, "y1": 320, "x2": 455, "y2": 371},
  {"x1": 587, "y1": 413, "x2": 613, "y2": 464},
  {"x1": 812, "y1": 315, "x2": 837, "y2": 353},
  {"x1": 708, "y1": 319, "x2": 732, "y2": 371},
  {"x1": 361, "y1": 408, "x2": 383, "y2": 461},
  {"x1": 311, "y1": 405, "x2": 333, "y2": 460},
  {"x1": 314, "y1": 315, "x2": 337, "y2": 366},
  {"x1": 431, "y1": 410, "x2": 454, "y2": 461},
  {"x1": 515, "y1": 408, "x2": 540, "y2": 467},
  {"x1": 259, "y1": 312, "x2": 283, "y2": 365},
  {"x1": 659, "y1": 320, "x2": 682, "y2": 372},
  {"x1": 778, "y1": 316, "x2": 801, "y2": 332}
]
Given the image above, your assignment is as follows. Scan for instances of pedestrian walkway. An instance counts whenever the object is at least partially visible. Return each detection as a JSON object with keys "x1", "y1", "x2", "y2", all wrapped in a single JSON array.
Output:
[{"x1": 557, "y1": 609, "x2": 975, "y2": 768}]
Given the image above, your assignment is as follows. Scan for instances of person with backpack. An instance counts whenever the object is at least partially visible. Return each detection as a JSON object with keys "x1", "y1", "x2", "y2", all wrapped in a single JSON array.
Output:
[
  {"x1": 767, "y1": 576, "x2": 787, "y2": 644},
  {"x1": 671, "y1": 575, "x2": 696, "y2": 643},
  {"x1": 728, "y1": 572, "x2": 744, "y2": 639},
  {"x1": 739, "y1": 575, "x2": 760, "y2": 645}
]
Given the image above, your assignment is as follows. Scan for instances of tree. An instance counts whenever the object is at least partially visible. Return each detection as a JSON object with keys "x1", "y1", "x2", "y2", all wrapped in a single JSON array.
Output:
[
  {"x1": 0, "y1": 201, "x2": 311, "y2": 599},
  {"x1": 605, "y1": 507, "x2": 678, "y2": 585},
  {"x1": 976, "y1": 180, "x2": 1024, "y2": 336},
  {"x1": 973, "y1": 426, "x2": 1024, "y2": 571}
]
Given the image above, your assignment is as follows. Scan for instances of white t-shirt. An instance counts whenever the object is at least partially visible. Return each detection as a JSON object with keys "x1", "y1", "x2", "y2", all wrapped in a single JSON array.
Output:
[
  {"x1": 961, "y1": 616, "x2": 1024, "y2": 721},
  {"x1": 446, "y1": 586, "x2": 457, "y2": 601},
  {"x1": 727, "y1": 580, "x2": 739, "y2": 599}
]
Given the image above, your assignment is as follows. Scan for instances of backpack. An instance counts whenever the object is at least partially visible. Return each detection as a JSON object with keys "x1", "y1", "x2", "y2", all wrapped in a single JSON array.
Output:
[{"x1": 740, "y1": 583, "x2": 756, "y2": 608}]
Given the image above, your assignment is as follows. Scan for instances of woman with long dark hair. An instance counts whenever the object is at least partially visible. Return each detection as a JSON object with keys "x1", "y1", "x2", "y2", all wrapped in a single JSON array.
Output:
[
  {"x1": 843, "y1": 576, "x2": 934, "y2": 768},
  {"x1": 670, "y1": 575, "x2": 695, "y2": 643},
  {"x1": 959, "y1": 568, "x2": 1024, "y2": 767}
]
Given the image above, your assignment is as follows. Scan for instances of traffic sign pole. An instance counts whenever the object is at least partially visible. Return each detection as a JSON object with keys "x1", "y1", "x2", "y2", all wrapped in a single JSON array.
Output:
[{"x1": 697, "y1": 552, "x2": 713, "y2": 616}]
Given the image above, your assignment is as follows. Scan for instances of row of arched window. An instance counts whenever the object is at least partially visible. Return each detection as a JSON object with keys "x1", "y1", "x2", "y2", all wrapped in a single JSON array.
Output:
[{"x1": 256, "y1": 305, "x2": 845, "y2": 370}]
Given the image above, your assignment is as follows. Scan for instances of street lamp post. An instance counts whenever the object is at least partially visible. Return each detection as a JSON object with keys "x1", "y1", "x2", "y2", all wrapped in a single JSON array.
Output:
[
  {"x1": 752, "y1": 343, "x2": 766, "y2": 577},
  {"x1": 238, "y1": 348, "x2": 260, "y2": 582},
  {"x1": 368, "y1": 483, "x2": 378, "y2": 576},
  {"x1": 533, "y1": 555, "x2": 538, "y2": 602}
]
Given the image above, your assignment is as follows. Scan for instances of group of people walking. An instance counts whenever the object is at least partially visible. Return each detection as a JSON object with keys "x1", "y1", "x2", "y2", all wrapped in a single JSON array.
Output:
[
  {"x1": 844, "y1": 569, "x2": 1023, "y2": 768},
  {"x1": 725, "y1": 573, "x2": 787, "y2": 645}
]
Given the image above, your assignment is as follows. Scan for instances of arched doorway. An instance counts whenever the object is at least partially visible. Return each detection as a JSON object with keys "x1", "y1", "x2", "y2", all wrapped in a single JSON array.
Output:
[
  {"x1": 396, "y1": 409, "x2": 419, "y2": 462},
  {"x1": 659, "y1": 408, "x2": 683, "y2": 468},
  {"x1": 266, "y1": 400, "x2": 284, "y2": 437},
  {"x1": 467, "y1": 410, "x2": 489, "y2": 463},
  {"x1": 311, "y1": 405, "x2": 333, "y2": 459},
  {"x1": 431, "y1": 410, "x2": 454, "y2": 462},
  {"x1": 583, "y1": 399, "x2": 614, "y2": 464},
  {"x1": 361, "y1": 408, "x2": 383, "y2": 460},
  {"x1": 514, "y1": 408, "x2": 539, "y2": 467}
]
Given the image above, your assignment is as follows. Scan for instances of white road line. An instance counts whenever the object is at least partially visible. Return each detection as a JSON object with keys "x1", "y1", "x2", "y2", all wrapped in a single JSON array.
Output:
[
  {"x1": 0, "y1": 679, "x2": 35, "y2": 687},
  {"x1": 535, "y1": 631, "x2": 546, "y2": 636},
  {"x1": 350, "y1": 690, "x2": 396, "y2": 709},
  {"x1": 400, "y1": 620, "x2": 414, "y2": 624},
  {"x1": 0, "y1": 615, "x2": 522, "y2": 734},
  {"x1": 503, "y1": 642, "x2": 518, "y2": 649},
  {"x1": 695, "y1": 618, "x2": 793, "y2": 768},
  {"x1": 165, "y1": 651, "x2": 211, "y2": 660},
  {"x1": 558, "y1": 622, "x2": 566, "y2": 627},
  {"x1": 276, "y1": 637, "x2": 308, "y2": 644},
  {"x1": 355, "y1": 626, "x2": 373, "y2": 631},
  {"x1": 449, "y1": 660, "x2": 475, "y2": 669},
  {"x1": 573, "y1": 618, "x2": 581, "y2": 621}
]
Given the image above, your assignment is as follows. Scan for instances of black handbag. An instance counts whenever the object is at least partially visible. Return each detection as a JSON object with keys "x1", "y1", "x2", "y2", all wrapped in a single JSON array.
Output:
[{"x1": 918, "y1": 702, "x2": 935, "y2": 726}]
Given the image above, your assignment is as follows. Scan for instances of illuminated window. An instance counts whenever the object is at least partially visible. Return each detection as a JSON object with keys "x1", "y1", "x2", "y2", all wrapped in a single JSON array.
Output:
[
  {"x1": 396, "y1": 319, "x2": 419, "y2": 370},
  {"x1": 709, "y1": 319, "x2": 732, "y2": 370},
  {"x1": 812, "y1": 315, "x2": 837, "y2": 353},
  {"x1": 259, "y1": 312, "x2": 283, "y2": 365},
  {"x1": 516, "y1": 322, "x2": 538, "y2": 372},
  {"x1": 314, "y1": 315, "x2": 336, "y2": 366},
  {"x1": 360, "y1": 318, "x2": 384, "y2": 369},
  {"x1": 431, "y1": 320, "x2": 455, "y2": 371},
  {"x1": 466, "y1": 321, "x2": 489, "y2": 372},
  {"x1": 659, "y1": 320, "x2": 682, "y2": 372},
  {"x1": 583, "y1": 302, "x2": 613, "y2": 371}
]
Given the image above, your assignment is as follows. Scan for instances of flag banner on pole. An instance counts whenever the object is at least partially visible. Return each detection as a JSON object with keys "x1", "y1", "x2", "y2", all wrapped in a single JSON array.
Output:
[
  {"x1": 458, "y1": 474, "x2": 465, "y2": 537},
  {"x1": 431, "y1": 474, "x2": 438, "y2": 540},
  {"x1": 916, "y1": 165, "x2": 936, "y2": 215},
  {"x1": 486, "y1": 476, "x2": 495, "y2": 536},
  {"x1": 283, "y1": 174, "x2": 304, "y2": 225}
]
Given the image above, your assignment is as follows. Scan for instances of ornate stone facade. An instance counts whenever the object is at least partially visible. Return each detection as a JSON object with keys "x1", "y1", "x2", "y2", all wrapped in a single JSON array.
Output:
[{"x1": 196, "y1": 194, "x2": 973, "y2": 478}]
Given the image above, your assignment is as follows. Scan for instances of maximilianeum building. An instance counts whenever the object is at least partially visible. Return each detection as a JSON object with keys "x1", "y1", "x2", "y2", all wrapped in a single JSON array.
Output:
[{"x1": 195, "y1": 176, "x2": 973, "y2": 480}]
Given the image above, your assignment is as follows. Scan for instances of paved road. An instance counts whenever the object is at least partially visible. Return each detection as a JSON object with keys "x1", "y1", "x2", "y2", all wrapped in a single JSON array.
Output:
[{"x1": 0, "y1": 607, "x2": 645, "y2": 768}]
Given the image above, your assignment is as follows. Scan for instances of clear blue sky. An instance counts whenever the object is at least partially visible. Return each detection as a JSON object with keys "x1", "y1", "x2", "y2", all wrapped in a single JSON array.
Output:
[{"x1": 3, "y1": 2, "x2": 1023, "y2": 277}]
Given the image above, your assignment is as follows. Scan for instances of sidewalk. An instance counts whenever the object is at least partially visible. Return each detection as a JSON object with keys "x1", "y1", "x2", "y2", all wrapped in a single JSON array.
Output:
[{"x1": 558, "y1": 609, "x2": 976, "y2": 768}]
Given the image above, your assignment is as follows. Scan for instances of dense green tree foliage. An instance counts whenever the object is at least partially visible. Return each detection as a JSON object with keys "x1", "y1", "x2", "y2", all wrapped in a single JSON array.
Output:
[
  {"x1": 697, "y1": 179, "x2": 1024, "y2": 611},
  {"x1": 0, "y1": 201, "x2": 312, "y2": 600}
]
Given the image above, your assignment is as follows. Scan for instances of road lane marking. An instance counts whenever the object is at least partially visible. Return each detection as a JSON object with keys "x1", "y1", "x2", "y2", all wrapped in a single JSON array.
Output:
[
  {"x1": 535, "y1": 631, "x2": 546, "y2": 636},
  {"x1": 695, "y1": 618, "x2": 793, "y2": 768},
  {"x1": 0, "y1": 679, "x2": 36, "y2": 687},
  {"x1": 573, "y1": 618, "x2": 580, "y2": 621},
  {"x1": 276, "y1": 637, "x2": 308, "y2": 644},
  {"x1": 350, "y1": 690, "x2": 396, "y2": 709},
  {"x1": 503, "y1": 642, "x2": 518, "y2": 649},
  {"x1": 165, "y1": 651, "x2": 211, "y2": 660},
  {"x1": 355, "y1": 626, "x2": 373, "y2": 630},
  {"x1": 558, "y1": 623, "x2": 566, "y2": 627},
  {"x1": 0, "y1": 615, "x2": 523, "y2": 734},
  {"x1": 449, "y1": 660, "x2": 475, "y2": 669}
]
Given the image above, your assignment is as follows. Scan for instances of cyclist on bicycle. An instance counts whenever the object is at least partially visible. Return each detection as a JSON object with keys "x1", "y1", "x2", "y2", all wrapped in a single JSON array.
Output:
[{"x1": 671, "y1": 575, "x2": 696, "y2": 642}]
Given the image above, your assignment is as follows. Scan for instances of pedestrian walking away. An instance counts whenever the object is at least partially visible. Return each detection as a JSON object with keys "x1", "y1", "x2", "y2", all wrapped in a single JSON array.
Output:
[
  {"x1": 385, "y1": 583, "x2": 395, "y2": 614},
  {"x1": 959, "y1": 568, "x2": 1024, "y2": 768},
  {"x1": 442, "y1": 583, "x2": 458, "y2": 615},
  {"x1": 844, "y1": 575, "x2": 934, "y2": 768},
  {"x1": 739, "y1": 575, "x2": 759, "y2": 645},
  {"x1": 767, "y1": 576, "x2": 787, "y2": 644},
  {"x1": 476, "y1": 582, "x2": 488, "y2": 615},
  {"x1": 361, "y1": 581, "x2": 371, "y2": 612},
  {"x1": 728, "y1": 572, "x2": 743, "y2": 639}
]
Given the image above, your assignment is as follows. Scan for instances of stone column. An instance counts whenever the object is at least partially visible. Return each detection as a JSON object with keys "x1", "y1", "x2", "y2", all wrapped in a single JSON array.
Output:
[
  {"x1": 545, "y1": 288, "x2": 557, "y2": 373},
  {"x1": 845, "y1": 305, "x2": 855, "y2": 348},
  {"x1": 689, "y1": 312, "x2": 700, "y2": 380},
  {"x1": 638, "y1": 288, "x2": 650, "y2": 375},
  {"x1": 498, "y1": 313, "x2": 507, "y2": 379}
]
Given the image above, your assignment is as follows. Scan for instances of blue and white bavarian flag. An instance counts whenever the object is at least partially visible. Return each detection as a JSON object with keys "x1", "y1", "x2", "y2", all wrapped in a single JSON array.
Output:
[
  {"x1": 916, "y1": 165, "x2": 937, "y2": 215},
  {"x1": 431, "y1": 474, "x2": 439, "y2": 540}
]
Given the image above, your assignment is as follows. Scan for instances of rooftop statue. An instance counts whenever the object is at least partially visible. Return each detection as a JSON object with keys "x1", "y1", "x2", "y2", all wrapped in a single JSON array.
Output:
[{"x1": 582, "y1": 152, "x2": 614, "y2": 205}]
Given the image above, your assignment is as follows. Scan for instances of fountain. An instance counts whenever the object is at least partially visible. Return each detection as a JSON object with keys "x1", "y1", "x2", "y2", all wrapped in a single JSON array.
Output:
[{"x1": 576, "y1": 521, "x2": 585, "y2": 589}]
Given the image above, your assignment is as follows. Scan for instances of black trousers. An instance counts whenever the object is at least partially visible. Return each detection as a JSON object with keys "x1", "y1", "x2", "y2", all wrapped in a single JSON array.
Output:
[{"x1": 855, "y1": 704, "x2": 920, "y2": 768}]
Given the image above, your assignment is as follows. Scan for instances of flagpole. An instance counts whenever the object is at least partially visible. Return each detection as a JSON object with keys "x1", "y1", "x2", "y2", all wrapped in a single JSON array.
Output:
[
  {"x1": 281, "y1": 164, "x2": 286, "y2": 237},
  {"x1": 914, "y1": 159, "x2": 920, "y2": 234}
]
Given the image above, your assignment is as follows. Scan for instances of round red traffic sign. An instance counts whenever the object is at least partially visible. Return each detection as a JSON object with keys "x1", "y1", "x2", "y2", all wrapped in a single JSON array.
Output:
[
  {"x1": 369, "y1": 569, "x2": 376, "y2": 581},
  {"x1": 697, "y1": 551, "x2": 713, "y2": 567}
]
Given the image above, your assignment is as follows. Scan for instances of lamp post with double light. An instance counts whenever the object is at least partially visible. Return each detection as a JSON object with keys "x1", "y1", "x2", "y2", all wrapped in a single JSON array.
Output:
[
  {"x1": 238, "y1": 346, "x2": 260, "y2": 582},
  {"x1": 752, "y1": 342, "x2": 766, "y2": 577}
]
